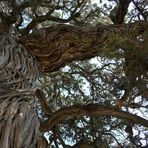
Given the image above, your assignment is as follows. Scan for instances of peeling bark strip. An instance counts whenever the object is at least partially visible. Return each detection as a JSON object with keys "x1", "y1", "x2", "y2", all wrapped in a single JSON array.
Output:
[
  {"x1": 40, "y1": 104, "x2": 148, "y2": 132},
  {"x1": 20, "y1": 21, "x2": 148, "y2": 73},
  {"x1": 0, "y1": 35, "x2": 42, "y2": 148}
]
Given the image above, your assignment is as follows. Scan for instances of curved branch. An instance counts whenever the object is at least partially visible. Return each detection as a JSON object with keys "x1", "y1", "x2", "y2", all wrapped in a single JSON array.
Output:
[
  {"x1": 132, "y1": 0, "x2": 148, "y2": 21},
  {"x1": 21, "y1": 16, "x2": 73, "y2": 35},
  {"x1": 40, "y1": 103, "x2": 148, "y2": 132},
  {"x1": 20, "y1": 0, "x2": 86, "y2": 35},
  {"x1": 20, "y1": 21, "x2": 148, "y2": 73}
]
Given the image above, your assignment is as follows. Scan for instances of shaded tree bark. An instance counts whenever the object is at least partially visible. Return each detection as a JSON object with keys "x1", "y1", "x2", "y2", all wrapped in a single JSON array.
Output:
[
  {"x1": 20, "y1": 21, "x2": 148, "y2": 73},
  {"x1": 0, "y1": 35, "x2": 46, "y2": 147}
]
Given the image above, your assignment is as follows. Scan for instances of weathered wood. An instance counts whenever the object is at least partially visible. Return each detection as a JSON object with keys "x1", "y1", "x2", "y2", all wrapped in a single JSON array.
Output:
[
  {"x1": 40, "y1": 103, "x2": 148, "y2": 132},
  {"x1": 0, "y1": 35, "x2": 46, "y2": 148},
  {"x1": 20, "y1": 22, "x2": 148, "y2": 73}
]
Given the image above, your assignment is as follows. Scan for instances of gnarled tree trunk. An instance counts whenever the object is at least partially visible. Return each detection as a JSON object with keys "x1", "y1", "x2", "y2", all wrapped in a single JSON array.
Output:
[{"x1": 0, "y1": 34, "x2": 46, "y2": 147}]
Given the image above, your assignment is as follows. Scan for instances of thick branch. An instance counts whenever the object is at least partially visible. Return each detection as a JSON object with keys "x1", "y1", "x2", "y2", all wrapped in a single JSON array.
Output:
[
  {"x1": 20, "y1": 21, "x2": 148, "y2": 73},
  {"x1": 110, "y1": 0, "x2": 132, "y2": 24},
  {"x1": 40, "y1": 103, "x2": 148, "y2": 132}
]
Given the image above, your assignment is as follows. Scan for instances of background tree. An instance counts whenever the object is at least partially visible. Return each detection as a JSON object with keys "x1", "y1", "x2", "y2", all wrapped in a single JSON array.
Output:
[{"x1": 0, "y1": 0, "x2": 148, "y2": 147}]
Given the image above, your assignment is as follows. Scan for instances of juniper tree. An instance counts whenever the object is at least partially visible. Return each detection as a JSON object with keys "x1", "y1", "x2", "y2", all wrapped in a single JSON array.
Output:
[{"x1": 0, "y1": 0, "x2": 148, "y2": 147}]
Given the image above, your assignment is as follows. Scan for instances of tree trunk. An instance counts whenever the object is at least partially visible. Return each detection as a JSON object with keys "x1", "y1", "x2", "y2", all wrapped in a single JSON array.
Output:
[{"x1": 0, "y1": 34, "x2": 45, "y2": 147}]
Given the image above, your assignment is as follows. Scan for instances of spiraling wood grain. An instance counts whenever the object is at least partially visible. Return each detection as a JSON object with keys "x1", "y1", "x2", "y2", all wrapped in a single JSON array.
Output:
[{"x1": 0, "y1": 35, "x2": 42, "y2": 148}]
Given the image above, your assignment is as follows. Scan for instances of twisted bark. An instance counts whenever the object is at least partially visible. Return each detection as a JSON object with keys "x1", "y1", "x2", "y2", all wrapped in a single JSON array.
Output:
[
  {"x1": 0, "y1": 35, "x2": 46, "y2": 147},
  {"x1": 20, "y1": 21, "x2": 148, "y2": 73}
]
